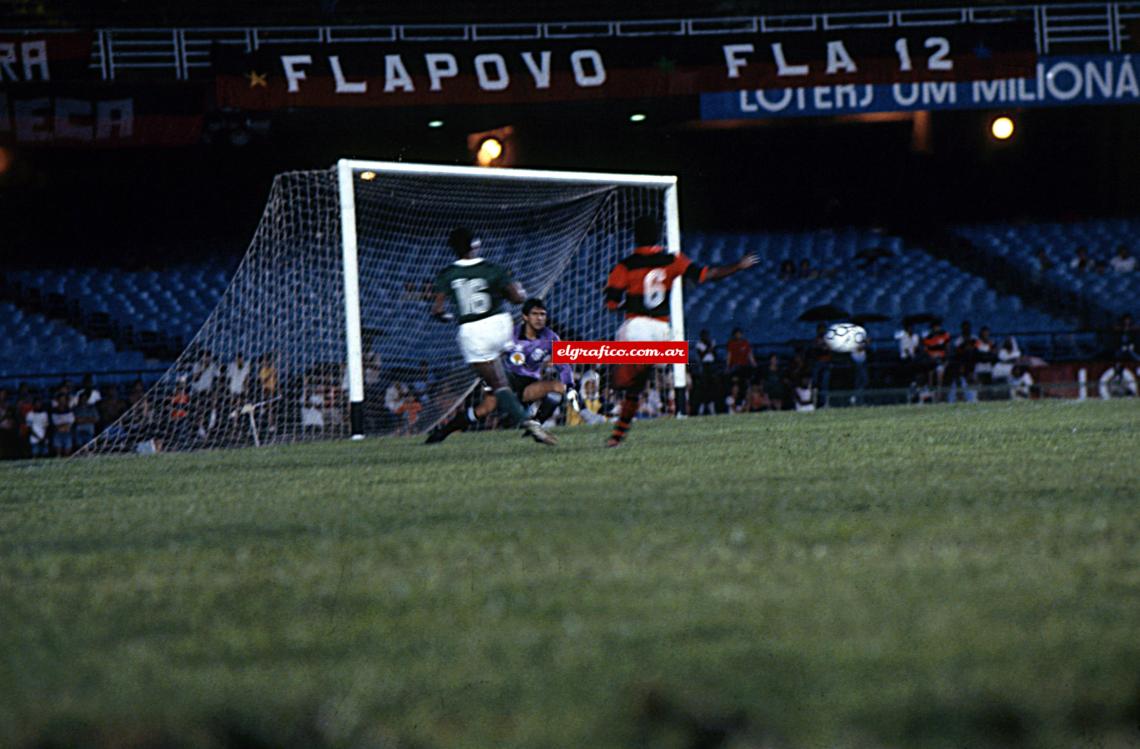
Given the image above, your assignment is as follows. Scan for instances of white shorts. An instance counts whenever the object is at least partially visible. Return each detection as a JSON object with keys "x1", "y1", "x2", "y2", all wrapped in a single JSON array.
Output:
[
  {"x1": 457, "y1": 312, "x2": 514, "y2": 364},
  {"x1": 615, "y1": 316, "x2": 673, "y2": 343}
]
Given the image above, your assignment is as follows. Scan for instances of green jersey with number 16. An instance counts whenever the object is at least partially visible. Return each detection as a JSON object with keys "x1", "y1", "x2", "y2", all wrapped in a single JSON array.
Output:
[{"x1": 434, "y1": 258, "x2": 515, "y2": 325}]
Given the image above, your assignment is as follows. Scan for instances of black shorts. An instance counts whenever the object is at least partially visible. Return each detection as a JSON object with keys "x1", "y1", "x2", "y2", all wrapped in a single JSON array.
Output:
[{"x1": 506, "y1": 372, "x2": 539, "y2": 400}]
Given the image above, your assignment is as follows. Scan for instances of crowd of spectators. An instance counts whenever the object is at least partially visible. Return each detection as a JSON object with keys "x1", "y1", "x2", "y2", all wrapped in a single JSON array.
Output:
[{"x1": 0, "y1": 376, "x2": 140, "y2": 460}]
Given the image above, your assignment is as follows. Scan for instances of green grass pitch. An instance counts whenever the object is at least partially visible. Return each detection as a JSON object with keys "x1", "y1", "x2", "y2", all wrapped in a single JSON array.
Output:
[{"x1": 2, "y1": 401, "x2": 1139, "y2": 749}]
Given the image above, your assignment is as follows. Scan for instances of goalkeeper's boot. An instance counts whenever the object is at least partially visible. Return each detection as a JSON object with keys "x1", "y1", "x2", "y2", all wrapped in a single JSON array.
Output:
[{"x1": 522, "y1": 419, "x2": 558, "y2": 446}]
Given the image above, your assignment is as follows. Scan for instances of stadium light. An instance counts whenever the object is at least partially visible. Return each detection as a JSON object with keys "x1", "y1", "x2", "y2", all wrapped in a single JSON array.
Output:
[
  {"x1": 629, "y1": 113, "x2": 647, "y2": 123},
  {"x1": 990, "y1": 115, "x2": 1015, "y2": 141},
  {"x1": 475, "y1": 137, "x2": 504, "y2": 166},
  {"x1": 359, "y1": 170, "x2": 377, "y2": 181},
  {"x1": 428, "y1": 120, "x2": 444, "y2": 128}
]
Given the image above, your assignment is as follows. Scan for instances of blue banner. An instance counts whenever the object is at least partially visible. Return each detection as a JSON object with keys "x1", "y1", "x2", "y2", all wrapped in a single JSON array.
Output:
[{"x1": 700, "y1": 54, "x2": 1140, "y2": 120}]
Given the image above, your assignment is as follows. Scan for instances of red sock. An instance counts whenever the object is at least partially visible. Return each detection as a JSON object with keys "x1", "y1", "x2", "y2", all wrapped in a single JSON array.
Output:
[{"x1": 610, "y1": 394, "x2": 640, "y2": 443}]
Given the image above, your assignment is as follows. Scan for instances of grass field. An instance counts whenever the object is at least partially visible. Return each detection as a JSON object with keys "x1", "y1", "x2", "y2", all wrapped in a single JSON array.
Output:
[{"x1": 2, "y1": 400, "x2": 1139, "y2": 749}]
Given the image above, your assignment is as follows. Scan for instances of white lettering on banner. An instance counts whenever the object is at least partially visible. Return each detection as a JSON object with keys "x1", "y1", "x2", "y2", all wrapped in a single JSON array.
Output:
[
  {"x1": 0, "y1": 40, "x2": 50, "y2": 82},
  {"x1": 94, "y1": 99, "x2": 132, "y2": 139},
  {"x1": 825, "y1": 41, "x2": 857, "y2": 74},
  {"x1": 724, "y1": 36, "x2": 955, "y2": 81},
  {"x1": 723, "y1": 44, "x2": 753, "y2": 79},
  {"x1": 771, "y1": 43, "x2": 808, "y2": 77},
  {"x1": 2, "y1": 95, "x2": 133, "y2": 142},
  {"x1": 570, "y1": 49, "x2": 606, "y2": 86},
  {"x1": 54, "y1": 98, "x2": 91, "y2": 139},
  {"x1": 278, "y1": 49, "x2": 605, "y2": 94},
  {"x1": 330, "y1": 55, "x2": 366, "y2": 93},
  {"x1": 474, "y1": 53, "x2": 509, "y2": 91},
  {"x1": 521, "y1": 51, "x2": 551, "y2": 89},
  {"x1": 737, "y1": 83, "x2": 875, "y2": 113},
  {"x1": 14, "y1": 97, "x2": 50, "y2": 141},
  {"x1": 1046, "y1": 61, "x2": 1082, "y2": 101},
  {"x1": 384, "y1": 55, "x2": 414, "y2": 92},
  {"x1": 282, "y1": 55, "x2": 311, "y2": 93},
  {"x1": 425, "y1": 53, "x2": 458, "y2": 91},
  {"x1": 891, "y1": 81, "x2": 955, "y2": 106}
]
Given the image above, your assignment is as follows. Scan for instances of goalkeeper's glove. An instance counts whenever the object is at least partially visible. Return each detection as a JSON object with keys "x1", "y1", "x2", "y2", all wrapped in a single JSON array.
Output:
[
  {"x1": 565, "y1": 388, "x2": 581, "y2": 412},
  {"x1": 432, "y1": 311, "x2": 456, "y2": 323}
]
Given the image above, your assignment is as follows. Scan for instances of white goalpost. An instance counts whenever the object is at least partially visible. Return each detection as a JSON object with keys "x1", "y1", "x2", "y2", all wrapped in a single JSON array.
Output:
[{"x1": 82, "y1": 160, "x2": 685, "y2": 455}]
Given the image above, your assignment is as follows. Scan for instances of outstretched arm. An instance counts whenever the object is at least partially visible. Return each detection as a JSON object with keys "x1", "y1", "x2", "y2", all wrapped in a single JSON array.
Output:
[
  {"x1": 430, "y1": 292, "x2": 453, "y2": 322},
  {"x1": 505, "y1": 282, "x2": 527, "y2": 305},
  {"x1": 702, "y1": 254, "x2": 759, "y2": 283}
]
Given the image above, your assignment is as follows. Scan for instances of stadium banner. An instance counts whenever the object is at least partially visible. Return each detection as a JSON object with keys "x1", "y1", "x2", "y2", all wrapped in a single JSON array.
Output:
[
  {"x1": 0, "y1": 84, "x2": 205, "y2": 146},
  {"x1": 214, "y1": 22, "x2": 1035, "y2": 109},
  {"x1": 551, "y1": 341, "x2": 688, "y2": 365},
  {"x1": 700, "y1": 54, "x2": 1140, "y2": 119},
  {"x1": 0, "y1": 32, "x2": 95, "y2": 84}
]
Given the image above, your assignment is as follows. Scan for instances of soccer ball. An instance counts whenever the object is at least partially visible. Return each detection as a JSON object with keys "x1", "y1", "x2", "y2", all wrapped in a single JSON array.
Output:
[{"x1": 824, "y1": 323, "x2": 867, "y2": 353}]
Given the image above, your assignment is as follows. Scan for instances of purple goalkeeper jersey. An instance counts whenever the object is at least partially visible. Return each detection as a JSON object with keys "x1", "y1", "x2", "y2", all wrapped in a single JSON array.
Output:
[{"x1": 505, "y1": 324, "x2": 574, "y2": 386}]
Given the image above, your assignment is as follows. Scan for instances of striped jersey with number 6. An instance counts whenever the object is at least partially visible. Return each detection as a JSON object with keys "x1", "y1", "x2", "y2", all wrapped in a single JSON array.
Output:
[
  {"x1": 434, "y1": 259, "x2": 515, "y2": 324},
  {"x1": 605, "y1": 244, "x2": 708, "y2": 321}
]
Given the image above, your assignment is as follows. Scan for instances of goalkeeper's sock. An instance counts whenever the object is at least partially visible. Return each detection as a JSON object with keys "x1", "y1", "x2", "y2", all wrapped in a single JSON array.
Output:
[
  {"x1": 494, "y1": 388, "x2": 529, "y2": 427},
  {"x1": 533, "y1": 392, "x2": 563, "y2": 424},
  {"x1": 608, "y1": 393, "x2": 640, "y2": 446}
]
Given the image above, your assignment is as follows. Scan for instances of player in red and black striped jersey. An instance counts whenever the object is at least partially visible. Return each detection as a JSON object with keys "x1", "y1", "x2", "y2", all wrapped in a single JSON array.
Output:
[{"x1": 605, "y1": 216, "x2": 758, "y2": 447}]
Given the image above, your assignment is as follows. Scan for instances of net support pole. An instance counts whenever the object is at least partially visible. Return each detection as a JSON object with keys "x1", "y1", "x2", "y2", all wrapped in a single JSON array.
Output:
[
  {"x1": 664, "y1": 181, "x2": 686, "y2": 391},
  {"x1": 337, "y1": 159, "x2": 366, "y2": 439}
]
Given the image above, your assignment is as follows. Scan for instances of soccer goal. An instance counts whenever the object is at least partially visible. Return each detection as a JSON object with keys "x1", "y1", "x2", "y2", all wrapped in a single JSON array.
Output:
[{"x1": 81, "y1": 160, "x2": 683, "y2": 455}]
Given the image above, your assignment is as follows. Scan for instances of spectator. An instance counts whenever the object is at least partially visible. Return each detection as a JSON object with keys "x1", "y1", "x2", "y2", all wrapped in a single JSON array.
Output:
[
  {"x1": 257, "y1": 352, "x2": 280, "y2": 436},
  {"x1": 1010, "y1": 365, "x2": 1035, "y2": 400},
  {"x1": 0, "y1": 390, "x2": 20, "y2": 460},
  {"x1": 169, "y1": 376, "x2": 192, "y2": 442},
  {"x1": 98, "y1": 385, "x2": 127, "y2": 424},
  {"x1": 992, "y1": 336, "x2": 1021, "y2": 382},
  {"x1": 974, "y1": 326, "x2": 997, "y2": 384},
  {"x1": 411, "y1": 360, "x2": 433, "y2": 405},
  {"x1": 72, "y1": 390, "x2": 100, "y2": 449},
  {"x1": 191, "y1": 350, "x2": 220, "y2": 395},
  {"x1": 896, "y1": 322, "x2": 921, "y2": 360},
  {"x1": 798, "y1": 259, "x2": 818, "y2": 279},
  {"x1": 778, "y1": 259, "x2": 796, "y2": 280},
  {"x1": 1111, "y1": 313, "x2": 1139, "y2": 361},
  {"x1": 725, "y1": 328, "x2": 756, "y2": 384},
  {"x1": 50, "y1": 387, "x2": 76, "y2": 457},
  {"x1": 747, "y1": 382, "x2": 771, "y2": 412},
  {"x1": 947, "y1": 321, "x2": 978, "y2": 404},
  {"x1": 694, "y1": 329, "x2": 720, "y2": 415},
  {"x1": 384, "y1": 380, "x2": 421, "y2": 435},
  {"x1": 793, "y1": 376, "x2": 816, "y2": 412},
  {"x1": 1069, "y1": 246, "x2": 1091, "y2": 273},
  {"x1": 810, "y1": 323, "x2": 833, "y2": 408},
  {"x1": 762, "y1": 354, "x2": 786, "y2": 411},
  {"x1": 640, "y1": 384, "x2": 663, "y2": 419},
  {"x1": 300, "y1": 377, "x2": 325, "y2": 435},
  {"x1": 226, "y1": 353, "x2": 251, "y2": 402},
  {"x1": 724, "y1": 382, "x2": 745, "y2": 414},
  {"x1": 1031, "y1": 248, "x2": 1054, "y2": 279},
  {"x1": 15, "y1": 383, "x2": 34, "y2": 450},
  {"x1": 850, "y1": 332, "x2": 870, "y2": 405},
  {"x1": 26, "y1": 399, "x2": 50, "y2": 458},
  {"x1": 1099, "y1": 361, "x2": 1138, "y2": 400},
  {"x1": 921, "y1": 319, "x2": 951, "y2": 394},
  {"x1": 1110, "y1": 245, "x2": 1136, "y2": 273}
]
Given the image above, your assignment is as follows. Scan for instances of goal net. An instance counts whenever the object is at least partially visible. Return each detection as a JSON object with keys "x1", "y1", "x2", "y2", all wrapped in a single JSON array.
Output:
[{"x1": 80, "y1": 161, "x2": 680, "y2": 456}]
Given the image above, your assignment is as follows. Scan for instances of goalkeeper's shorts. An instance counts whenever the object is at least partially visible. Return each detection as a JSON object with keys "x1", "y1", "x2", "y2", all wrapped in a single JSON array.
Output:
[{"x1": 457, "y1": 312, "x2": 514, "y2": 363}]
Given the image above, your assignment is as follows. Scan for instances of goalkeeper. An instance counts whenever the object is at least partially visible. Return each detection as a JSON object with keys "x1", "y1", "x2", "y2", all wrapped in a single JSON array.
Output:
[
  {"x1": 427, "y1": 297, "x2": 592, "y2": 443},
  {"x1": 430, "y1": 228, "x2": 557, "y2": 446}
]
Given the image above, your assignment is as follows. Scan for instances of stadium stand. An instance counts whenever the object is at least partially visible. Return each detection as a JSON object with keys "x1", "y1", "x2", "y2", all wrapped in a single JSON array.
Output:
[
  {"x1": 0, "y1": 301, "x2": 148, "y2": 381},
  {"x1": 955, "y1": 219, "x2": 1140, "y2": 320},
  {"x1": 682, "y1": 229, "x2": 1072, "y2": 349}
]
